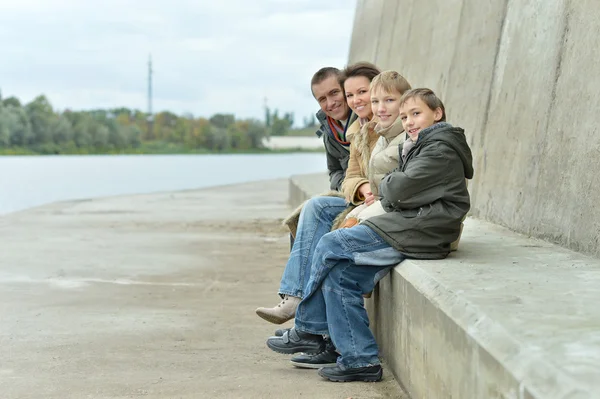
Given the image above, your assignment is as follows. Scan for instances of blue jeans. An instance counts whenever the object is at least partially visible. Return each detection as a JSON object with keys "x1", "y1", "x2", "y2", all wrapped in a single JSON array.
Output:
[
  {"x1": 295, "y1": 225, "x2": 406, "y2": 369},
  {"x1": 279, "y1": 196, "x2": 347, "y2": 298}
]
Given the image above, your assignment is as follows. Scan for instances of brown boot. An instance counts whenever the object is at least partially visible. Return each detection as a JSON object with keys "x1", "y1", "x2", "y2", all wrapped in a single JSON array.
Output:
[{"x1": 255, "y1": 295, "x2": 301, "y2": 324}]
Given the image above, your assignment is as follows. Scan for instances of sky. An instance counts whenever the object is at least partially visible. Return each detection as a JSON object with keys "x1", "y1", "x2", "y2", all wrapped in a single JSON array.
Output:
[{"x1": 0, "y1": 0, "x2": 357, "y2": 126}]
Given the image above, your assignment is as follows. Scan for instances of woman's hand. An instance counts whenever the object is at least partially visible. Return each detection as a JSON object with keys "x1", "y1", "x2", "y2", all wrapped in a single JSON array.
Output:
[
  {"x1": 364, "y1": 193, "x2": 376, "y2": 206},
  {"x1": 358, "y1": 183, "x2": 372, "y2": 202}
]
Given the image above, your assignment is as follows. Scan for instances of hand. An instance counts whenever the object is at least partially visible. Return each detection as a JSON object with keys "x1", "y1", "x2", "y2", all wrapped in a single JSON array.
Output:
[
  {"x1": 364, "y1": 193, "x2": 376, "y2": 206},
  {"x1": 357, "y1": 183, "x2": 372, "y2": 202},
  {"x1": 340, "y1": 217, "x2": 359, "y2": 229}
]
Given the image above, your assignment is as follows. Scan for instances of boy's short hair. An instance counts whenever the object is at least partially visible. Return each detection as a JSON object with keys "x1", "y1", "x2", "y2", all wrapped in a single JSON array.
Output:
[
  {"x1": 369, "y1": 70, "x2": 412, "y2": 97},
  {"x1": 339, "y1": 62, "x2": 381, "y2": 86},
  {"x1": 311, "y1": 67, "x2": 341, "y2": 88},
  {"x1": 399, "y1": 88, "x2": 447, "y2": 122}
]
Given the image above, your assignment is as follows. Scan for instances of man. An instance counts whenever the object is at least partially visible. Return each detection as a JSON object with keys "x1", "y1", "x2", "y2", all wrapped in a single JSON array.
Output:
[
  {"x1": 310, "y1": 67, "x2": 355, "y2": 191},
  {"x1": 254, "y1": 67, "x2": 355, "y2": 368}
]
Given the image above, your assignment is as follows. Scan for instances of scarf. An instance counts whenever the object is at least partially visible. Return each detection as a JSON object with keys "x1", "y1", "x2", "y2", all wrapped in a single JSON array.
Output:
[{"x1": 327, "y1": 116, "x2": 351, "y2": 146}]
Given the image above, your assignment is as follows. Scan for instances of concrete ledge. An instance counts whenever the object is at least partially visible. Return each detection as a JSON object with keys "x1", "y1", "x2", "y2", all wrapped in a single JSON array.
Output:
[
  {"x1": 288, "y1": 172, "x2": 330, "y2": 208},
  {"x1": 290, "y1": 173, "x2": 600, "y2": 399}
]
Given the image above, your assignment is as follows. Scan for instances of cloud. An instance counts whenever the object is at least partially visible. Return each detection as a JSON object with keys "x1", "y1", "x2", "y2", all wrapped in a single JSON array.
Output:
[{"x1": 0, "y1": 0, "x2": 356, "y2": 125}]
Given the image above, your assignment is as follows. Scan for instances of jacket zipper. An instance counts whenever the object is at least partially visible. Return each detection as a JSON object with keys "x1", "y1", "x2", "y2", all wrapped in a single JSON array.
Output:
[{"x1": 401, "y1": 143, "x2": 420, "y2": 172}]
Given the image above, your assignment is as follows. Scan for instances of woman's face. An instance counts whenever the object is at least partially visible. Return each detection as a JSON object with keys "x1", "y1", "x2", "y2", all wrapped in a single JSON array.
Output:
[{"x1": 344, "y1": 76, "x2": 373, "y2": 120}]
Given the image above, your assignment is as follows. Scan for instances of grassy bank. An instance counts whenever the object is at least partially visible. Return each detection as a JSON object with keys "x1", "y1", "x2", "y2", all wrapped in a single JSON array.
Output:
[{"x1": 0, "y1": 142, "x2": 324, "y2": 156}]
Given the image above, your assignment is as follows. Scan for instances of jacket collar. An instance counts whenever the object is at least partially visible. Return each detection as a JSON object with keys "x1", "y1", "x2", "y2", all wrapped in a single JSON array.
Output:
[
  {"x1": 416, "y1": 122, "x2": 452, "y2": 144},
  {"x1": 315, "y1": 109, "x2": 356, "y2": 138},
  {"x1": 375, "y1": 116, "x2": 405, "y2": 140}
]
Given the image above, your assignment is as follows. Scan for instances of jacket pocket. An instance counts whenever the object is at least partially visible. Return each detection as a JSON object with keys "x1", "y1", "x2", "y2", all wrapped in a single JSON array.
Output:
[{"x1": 399, "y1": 205, "x2": 432, "y2": 219}]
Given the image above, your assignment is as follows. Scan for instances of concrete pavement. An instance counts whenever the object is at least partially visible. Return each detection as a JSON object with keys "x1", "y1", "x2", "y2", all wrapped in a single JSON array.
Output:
[{"x1": 0, "y1": 179, "x2": 406, "y2": 399}]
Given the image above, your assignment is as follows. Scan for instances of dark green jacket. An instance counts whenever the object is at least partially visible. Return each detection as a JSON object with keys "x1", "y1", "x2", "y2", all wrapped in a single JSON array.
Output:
[
  {"x1": 315, "y1": 110, "x2": 356, "y2": 191},
  {"x1": 363, "y1": 123, "x2": 474, "y2": 259}
]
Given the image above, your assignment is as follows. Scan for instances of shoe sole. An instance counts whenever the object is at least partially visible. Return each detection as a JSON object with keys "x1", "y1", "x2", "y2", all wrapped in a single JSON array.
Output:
[
  {"x1": 255, "y1": 310, "x2": 293, "y2": 325},
  {"x1": 266, "y1": 340, "x2": 324, "y2": 355},
  {"x1": 291, "y1": 360, "x2": 337, "y2": 369},
  {"x1": 317, "y1": 369, "x2": 383, "y2": 382}
]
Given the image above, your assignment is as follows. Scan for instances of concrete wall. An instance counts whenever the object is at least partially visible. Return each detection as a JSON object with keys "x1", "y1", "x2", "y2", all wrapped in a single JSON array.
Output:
[{"x1": 348, "y1": 0, "x2": 600, "y2": 257}]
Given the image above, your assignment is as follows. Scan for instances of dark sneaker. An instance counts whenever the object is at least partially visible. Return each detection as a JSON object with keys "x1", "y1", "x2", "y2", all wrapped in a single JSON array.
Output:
[
  {"x1": 318, "y1": 365, "x2": 383, "y2": 382},
  {"x1": 266, "y1": 327, "x2": 325, "y2": 355},
  {"x1": 290, "y1": 348, "x2": 338, "y2": 369},
  {"x1": 274, "y1": 328, "x2": 291, "y2": 337}
]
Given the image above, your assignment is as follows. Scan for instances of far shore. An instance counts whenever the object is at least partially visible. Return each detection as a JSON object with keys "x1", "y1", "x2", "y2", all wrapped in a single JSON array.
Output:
[{"x1": 0, "y1": 136, "x2": 325, "y2": 156}]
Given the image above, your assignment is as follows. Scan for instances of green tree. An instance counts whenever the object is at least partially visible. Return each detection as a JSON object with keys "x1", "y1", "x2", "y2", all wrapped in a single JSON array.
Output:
[
  {"x1": 266, "y1": 109, "x2": 294, "y2": 136},
  {"x1": 303, "y1": 114, "x2": 316, "y2": 128},
  {"x1": 50, "y1": 115, "x2": 74, "y2": 145},
  {"x1": 209, "y1": 113, "x2": 235, "y2": 129},
  {"x1": 73, "y1": 115, "x2": 93, "y2": 148},
  {"x1": 0, "y1": 90, "x2": 275, "y2": 153},
  {"x1": 270, "y1": 116, "x2": 292, "y2": 136},
  {"x1": 172, "y1": 118, "x2": 189, "y2": 143},
  {"x1": 0, "y1": 114, "x2": 10, "y2": 147},
  {"x1": 184, "y1": 118, "x2": 212, "y2": 149},
  {"x1": 125, "y1": 124, "x2": 142, "y2": 148},
  {"x1": 92, "y1": 124, "x2": 110, "y2": 149},
  {"x1": 26, "y1": 95, "x2": 54, "y2": 146},
  {"x1": 283, "y1": 112, "x2": 294, "y2": 127},
  {"x1": 2, "y1": 96, "x2": 21, "y2": 108},
  {"x1": 154, "y1": 111, "x2": 179, "y2": 141},
  {"x1": 228, "y1": 121, "x2": 249, "y2": 149},
  {"x1": 8, "y1": 106, "x2": 33, "y2": 146},
  {"x1": 246, "y1": 120, "x2": 268, "y2": 149},
  {"x1": 204, "y1": 126, "x2": 230, "y2": 151},
  {"x1": 0, "y1": 104, "x2": 13, "y2": 147}
]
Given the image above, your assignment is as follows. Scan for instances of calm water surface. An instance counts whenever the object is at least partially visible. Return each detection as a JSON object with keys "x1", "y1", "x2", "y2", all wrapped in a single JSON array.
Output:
[{"x1": 0, "y1": 153, "x2": 326, "y2": 215}]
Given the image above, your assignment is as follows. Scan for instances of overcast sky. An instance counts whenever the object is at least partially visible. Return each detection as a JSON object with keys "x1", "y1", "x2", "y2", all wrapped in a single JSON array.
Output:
[{"x1": 0, "y1": 0, "x2": 356, "y2": 125}]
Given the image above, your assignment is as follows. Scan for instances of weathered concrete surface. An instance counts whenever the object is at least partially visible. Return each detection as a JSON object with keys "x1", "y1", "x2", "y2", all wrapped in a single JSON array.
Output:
[
  {"x1": 292, "y1": 173, "x2": 600, "y2": 399},
  {"x1": 288, "y1": 172, "x2": 331, "y2": 208},
  {"x1": 348, "y1": 0, "x2": 385, "y2": 65},
  {"x1": 348, "y1": 0, "x2": 600, "y2": 257},
  {"x1": 0, "y1": 179, "x2": 405, "y2": 399}
]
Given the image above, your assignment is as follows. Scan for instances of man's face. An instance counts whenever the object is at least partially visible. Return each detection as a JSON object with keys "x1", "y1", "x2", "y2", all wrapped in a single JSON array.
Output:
[
  {"x1": 312, "y1": 75, "x2": 349, "y2": 121},
  {"x1": 370, "y1": 87, "x2": 402, "y2": 129},
  {"x1": 399, "y1": 97, "x2": 443, "y2": 142}
]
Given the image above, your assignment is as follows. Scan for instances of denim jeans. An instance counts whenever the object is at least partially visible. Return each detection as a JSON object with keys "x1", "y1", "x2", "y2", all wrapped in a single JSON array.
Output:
[
  {"x1": 294, "y1": 225, "x2": 406, "y2": 369},
  {"x1": 279, "y1": 196, "x2": 347, "y2": 298}
]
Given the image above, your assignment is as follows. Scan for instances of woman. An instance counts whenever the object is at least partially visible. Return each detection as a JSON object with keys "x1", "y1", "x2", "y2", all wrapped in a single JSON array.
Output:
[{"x1": 255, "y1": 62, "x2": 382, "y2": 326}]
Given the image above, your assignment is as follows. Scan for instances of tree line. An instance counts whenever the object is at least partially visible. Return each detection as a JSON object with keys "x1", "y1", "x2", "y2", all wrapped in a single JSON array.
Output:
[{"x1": 0, "y1": 91, "x2": 314, "y2": 155}]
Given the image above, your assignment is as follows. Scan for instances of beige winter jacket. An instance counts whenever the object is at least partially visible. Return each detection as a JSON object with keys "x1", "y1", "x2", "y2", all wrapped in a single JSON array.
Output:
[
  {"x1": 341, "y1": 120, "x2": 380, "y2": 205},
  {"x1": 367, "y1": 117, "x2": 406, "y2": 198}
]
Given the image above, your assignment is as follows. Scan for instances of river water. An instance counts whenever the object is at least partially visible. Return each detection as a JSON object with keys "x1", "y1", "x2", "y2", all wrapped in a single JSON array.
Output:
[{"x1": 0, "y1": 153, "x2": 326, "y2": 215}]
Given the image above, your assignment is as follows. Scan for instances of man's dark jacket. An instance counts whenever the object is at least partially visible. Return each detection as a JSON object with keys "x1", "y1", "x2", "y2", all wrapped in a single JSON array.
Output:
[
  {"x1": 363, "y1": 123, "x2": 474, "y2": 259},
  {"x1": 315, "y1": 110, "x2": 356, "y2": 191}
]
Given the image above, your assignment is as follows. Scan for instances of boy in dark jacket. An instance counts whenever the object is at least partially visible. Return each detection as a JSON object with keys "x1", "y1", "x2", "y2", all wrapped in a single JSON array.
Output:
[{"x1": 266, "y1": 88, "x2": 474, "y2": 382}]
